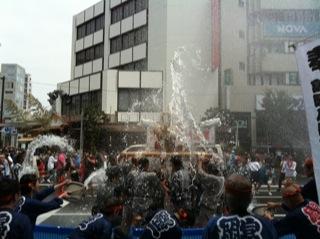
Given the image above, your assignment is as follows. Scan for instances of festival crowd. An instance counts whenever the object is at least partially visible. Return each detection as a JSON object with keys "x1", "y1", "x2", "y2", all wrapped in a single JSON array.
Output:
[{"x1": 0, "y1": 145, "x2": 319, "y2": 239}]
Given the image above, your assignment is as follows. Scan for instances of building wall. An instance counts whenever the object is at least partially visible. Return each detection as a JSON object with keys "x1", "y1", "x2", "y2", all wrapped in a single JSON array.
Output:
[
  {"x1": 1, "y1": 64, "x2": 26, "y2": 118},
  {"x1": 218, "y1": 0, "x2": 320, "y2": 147},
  {"x1": 148, "y1": 0, "x2": 219, "y2": 120}
]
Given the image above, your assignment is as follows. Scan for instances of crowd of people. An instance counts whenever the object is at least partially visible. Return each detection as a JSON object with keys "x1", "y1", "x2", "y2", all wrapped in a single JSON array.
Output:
[{"x1": 0, "y1": 145, "x2": 319, "y2": 239}]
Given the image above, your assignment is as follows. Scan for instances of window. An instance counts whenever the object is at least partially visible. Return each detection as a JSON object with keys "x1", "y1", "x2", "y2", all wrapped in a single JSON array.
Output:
[
  {"x1": 135, "y1": 0, "x2": 148, "y2": 13},
  {"x1": 76, "y1": 51, "x2": 85, "y2": 65},
  {"x1": 239, "y1": 0, "x2": 245, "y2": 7},
  {"x1": 86, "y1": 19, "x2": 95, "y2": 35},
  {"x1": 76, "y1": 44, "x2": 103, "y2": 66},
  {"x1": 239, "y1": 30, "x2": 245, "y2": 39},
  {"x1": 122, "y1": 31, "x2": 135, "y2": 50},
  {"x1": 224, "y1": 69, "x2": 233, "y2": 85},
  {"x1": 94, "y1": 44, "x2": 104, "y2": 59},
  {"x1": 288, "y1": 72, "x2": 299, "y2": 85},
  {"x1": 81, "y1": 93, "x2": 90, "y2": 111},
  {"x1": 239, "y1": 62, "x2": 245, "y2": 71},
  {"x1": 77, "y1": 15, "x2": 105, "y2": 40},
  {"x1": 85, "y1": 47, "x2": 94, "y2": 62},
  {"x1": 123, "y1": 1, "x2": 135, "y2": 19},
  {"x1": 111, "y1": 6, "x2": 122, "y2": 24},
  {"x1": 110, "y1": 36, "x2": 122, "y2": 54},
  {"x1": 77, "y1": 25, "x2": 86, "y2": 40},
  {"x1": 118, "y1": 89, "x2": 140, "y2": 112},
  {"x1": 134, "y1": 59, "x2": 147, "y2": 71},
  {"x1": 95, "y1": 15, "x2": 104, "y2": 31},
  {"x1": 140, "y1": 89, "x2": 162, "y2": 112},
  {"x1": 135, "y1": 26, "x2": 148, "y2": 45}
]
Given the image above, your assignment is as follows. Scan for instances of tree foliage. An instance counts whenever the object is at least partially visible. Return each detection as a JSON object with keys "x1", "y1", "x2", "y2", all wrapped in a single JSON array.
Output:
[
  {"x1": 257, "y1": 89, "x2": 309, "y2": 148},
  {"x1": 83, "y1": 106, "x2": 109, "y2": 152},
  {"x1": 4, "y1": 94, "x2": 53, "y2": 129},
  {"x1": 201, "y1": 107, "x2": 235, "y2": 144}
]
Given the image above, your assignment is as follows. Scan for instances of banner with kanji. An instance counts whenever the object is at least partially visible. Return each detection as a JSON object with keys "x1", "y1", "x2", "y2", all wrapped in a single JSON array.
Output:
[{"x1": 295, "y1": 39, "x2": 320, "y2": 201}]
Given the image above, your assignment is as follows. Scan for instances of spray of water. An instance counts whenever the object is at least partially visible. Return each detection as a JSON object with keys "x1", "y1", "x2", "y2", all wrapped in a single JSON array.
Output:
[{"x1": 20, "y1": 134, "x2": 75, "y2": 178}]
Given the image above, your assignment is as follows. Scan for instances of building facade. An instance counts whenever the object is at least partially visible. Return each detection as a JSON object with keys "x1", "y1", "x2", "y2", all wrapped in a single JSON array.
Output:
[
  {"x1": 57, "y1": 0, "x2": 218, "y2": 126},
  {"x1": 0, "y1": 64, "x2": 27, "y2": 120},
  {"x1": 214, "y1": 0, "x2": 320, "y2": 149}
]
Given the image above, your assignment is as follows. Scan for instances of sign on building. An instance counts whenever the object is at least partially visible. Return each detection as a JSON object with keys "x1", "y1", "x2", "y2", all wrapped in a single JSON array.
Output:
[
  {"x1": 295, "y1": 39, "x2": 320, "y2": 201},
  {"x1": 264, "y1": 22, "x2": 320, "y2": 38}
]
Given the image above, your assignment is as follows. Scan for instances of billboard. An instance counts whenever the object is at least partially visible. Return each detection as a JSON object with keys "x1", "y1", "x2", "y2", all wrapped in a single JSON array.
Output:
[{"x1": 264, "y1": 22, "x2": 320, "y2": 38}]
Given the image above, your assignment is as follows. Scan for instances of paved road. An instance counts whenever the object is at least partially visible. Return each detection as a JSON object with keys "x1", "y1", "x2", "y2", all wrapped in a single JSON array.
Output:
[{"x1": 38, "y1": 177, "x2": 309, "y2": 228}]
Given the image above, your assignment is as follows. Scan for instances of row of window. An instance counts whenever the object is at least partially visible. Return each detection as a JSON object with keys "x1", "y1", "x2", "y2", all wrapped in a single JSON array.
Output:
[
  {"x1": 76, "y1": 43, "x2": 104, "y2": 66},
  {"x1": 118, "y1": 88, "x2": 162, "y2": 112},
  {"x1": 249, "y1": 41, "x2": 296, "y2": 55},
  {"x1": 111, "y1": 0, "x2": 148, "y2": 24},
  {"x1": 118, "y1": 59, "x2": 147, "y2": 71},
  {"x1": 77, "y1": 14, "x2": 105, "y2": 40},
  {"x1": 61, "y1": 91, "x2": 102, "y2": 116},
  {"x1": 110, "y1": 26, "x2": 148, "y2": 53},
  {"x1": 248, "y1": 72, "x2": 299, "y2": 86},
  {"x1": 259, "y1": 9, "x2": 320, "y2": 23}
]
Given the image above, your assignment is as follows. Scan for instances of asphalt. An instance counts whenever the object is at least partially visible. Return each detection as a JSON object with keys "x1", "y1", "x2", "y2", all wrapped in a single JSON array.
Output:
[{"x1": 37, "y1": 177, "x2": 309, "y2": 228}]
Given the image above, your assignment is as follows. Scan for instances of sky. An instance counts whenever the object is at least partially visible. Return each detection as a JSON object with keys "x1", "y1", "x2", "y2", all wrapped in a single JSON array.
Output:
[{"x1": 0, "y1": 0, "x2": 100, "y2": 107}]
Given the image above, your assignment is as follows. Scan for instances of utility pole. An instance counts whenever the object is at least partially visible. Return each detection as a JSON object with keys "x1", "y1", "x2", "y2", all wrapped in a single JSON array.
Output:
[
  {"x1": 0, "y1": 76, "x2": 5, "y2": 123},
  {"x1": 79, "y1": 109, "x2": 84, "y2": 160}
]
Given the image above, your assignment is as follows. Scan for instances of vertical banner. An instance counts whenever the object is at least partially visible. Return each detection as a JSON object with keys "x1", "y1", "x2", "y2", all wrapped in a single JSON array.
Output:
[{"x1": 295, "y1": 39, "x2": 320, "y2": 201}]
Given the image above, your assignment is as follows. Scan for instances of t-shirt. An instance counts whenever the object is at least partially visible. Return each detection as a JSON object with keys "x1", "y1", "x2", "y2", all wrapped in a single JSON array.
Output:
[
  {"x1": 203, "y1": 214, "x2": 278, "y2": 239},
  {"x1": 67, "y1": 213, "x2": 112, "y2": 239},
  {"x1": 283, "y1": 160, "x2": 297, "y2": 178},
  {"x1": 47, "y1": 155, "x2": 57, "y2": 171},
  {"x1": 15, "y1": 187, "x2": 63, "y2": 228},
  {"x1": 140, "y1": 210, "x2": 182, "y2": 239},
  {"x1": 273, "y1": 200, "x2": 320, "y2": 239},
  {"x1": 248, "y1": 162, "x2": 261, "y2": 172},
  {"x1": 0, "y1": 208, "x2": 33, "y2": 239}
]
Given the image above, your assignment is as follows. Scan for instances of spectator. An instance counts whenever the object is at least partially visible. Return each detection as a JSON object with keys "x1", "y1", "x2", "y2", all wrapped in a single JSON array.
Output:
[
  {"x1": 283, "y1": 153, "x2": 297, "y2": 181},
  {"x1": 203, "y1": 174, "x2": 277, "y2": 239},
  {"x1": 47, "y1": 151, "x2": 57, "y2": 183},
  {"x1": 0, "y1": 177, "x2": 33, "y2": 239}
]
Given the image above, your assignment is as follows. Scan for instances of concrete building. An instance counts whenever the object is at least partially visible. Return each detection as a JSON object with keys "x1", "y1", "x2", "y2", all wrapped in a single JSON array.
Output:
[
  {"x1": 24, "y1": 73, "x2": 32, "y2": 110},
  {"x1": 0, "y1": 64, "x2": 26, "y2": 120},
  {"x1": 57, "y1": 0, "x2": 218, "y2": 128},
  {"x1": 213, "y1": 0, "x2": 320, "y2": 149}
]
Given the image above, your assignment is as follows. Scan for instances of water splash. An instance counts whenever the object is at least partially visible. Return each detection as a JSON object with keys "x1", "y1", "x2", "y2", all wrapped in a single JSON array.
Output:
[
  {"x1": 20, "y1": 134, "x2": 75, "y2": 178},
  {"x1": 169, "y1": 47, "x2": 210, "y2": 151}
]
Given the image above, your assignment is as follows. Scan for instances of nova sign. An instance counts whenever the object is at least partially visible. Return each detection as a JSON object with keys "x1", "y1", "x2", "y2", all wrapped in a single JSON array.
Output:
[
  {"x1": 277, "y1": 25, "x2": 307, "y2": 34},
  {"x1": 264, "y1": 22, "x2": 320, "y2": 37}
]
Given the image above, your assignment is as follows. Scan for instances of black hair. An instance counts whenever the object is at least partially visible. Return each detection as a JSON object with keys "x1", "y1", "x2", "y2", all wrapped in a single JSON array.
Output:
[
  {"x1": 170, "y1": 156, "x2": 183, "y2": 169},
  {"x1": 139, "y1": 158, "x2": 149, "y2": 170},
  {"x1": 0, "y1": 177, "x2": 20, "y2": 206},
  {"x1": 20, "y1": 174, "x2": 37, "y2": 196}
]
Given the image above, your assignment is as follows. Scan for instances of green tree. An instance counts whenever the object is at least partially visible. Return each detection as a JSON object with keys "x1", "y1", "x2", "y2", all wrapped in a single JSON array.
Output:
[
  {"x1": 257, "y1": 89, "x2": 309, "y2": 148},
  {"x1": 201, "y1": 107, "x2": 235, "y2": 144},
  {"x1": 83, "y1": 106, "x2": 109, "y2": 152}
]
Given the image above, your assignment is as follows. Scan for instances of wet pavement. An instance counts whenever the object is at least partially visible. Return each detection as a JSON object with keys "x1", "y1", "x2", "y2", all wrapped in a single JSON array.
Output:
[{"x1": 37, "y1": 177, "x2": 309, "y2": 228}]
